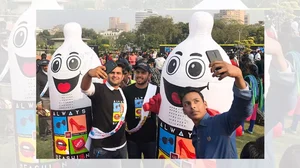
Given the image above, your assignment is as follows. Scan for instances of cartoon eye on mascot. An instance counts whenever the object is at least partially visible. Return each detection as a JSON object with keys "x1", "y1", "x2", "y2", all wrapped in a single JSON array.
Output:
[
  {"x1": 48, "y1": 22, "x2": 102, "y2": 159},
  {"x1": 8, "y1": 0, "x2": 73, "y2": 166},
  {"x1": 143, "y1": 12, "x2": 243, "y2": 162}
]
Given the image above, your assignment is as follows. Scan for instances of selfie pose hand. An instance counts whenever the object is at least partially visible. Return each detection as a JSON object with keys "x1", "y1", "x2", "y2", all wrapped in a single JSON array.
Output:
[{"x1": 88, "y1": 66, "x2": 108, "y2": 79}]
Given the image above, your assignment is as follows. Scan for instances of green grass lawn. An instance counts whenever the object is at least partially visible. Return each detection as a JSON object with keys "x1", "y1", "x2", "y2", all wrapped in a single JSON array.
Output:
[
  {"x1": 236, "y1": 122, "x2": 264, "y2": 158},
  {"x1": 36, "y1": 121, "x2": 264, "y2": 159},
  {"x1": 36, "y1": 134, "x2": 54, "y2": 158}
]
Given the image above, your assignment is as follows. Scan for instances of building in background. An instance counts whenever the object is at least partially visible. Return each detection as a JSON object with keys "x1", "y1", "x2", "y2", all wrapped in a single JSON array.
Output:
[
  {"x1": 109, "y1": 17, "x2": 120, "y2": 29},
  {"x1": 99, "y1": 29, "x2": 124, "y2": 40},
  {"x1": 214, "y1": 10, "x2": 246, "y2": 24},
  {"x1": 117, "y1": 23, "x2": 130, "y2": 32},
  {"x1": 244, "y1": 14, "x2": 250, "y2": 25},
  {"x1": 135, "y1": 9, "x2": 158, "y2": 29},
  {"x1": 109, "y1": 17, "x2": 130, "y2": 32}
]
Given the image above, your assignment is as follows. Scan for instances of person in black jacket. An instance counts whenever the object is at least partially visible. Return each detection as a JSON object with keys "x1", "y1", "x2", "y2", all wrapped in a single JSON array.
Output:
[{"x1": 36, "y1": 53, "x2": 50, "y2": 140}]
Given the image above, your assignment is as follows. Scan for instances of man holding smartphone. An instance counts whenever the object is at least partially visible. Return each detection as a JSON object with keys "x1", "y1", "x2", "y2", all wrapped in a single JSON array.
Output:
[
  {"x1": 81, "y1": 61, "x2": 128, "y2": 158},
  {"x1": 180, "y1": 61, "x2": 253, "y2": 158}
]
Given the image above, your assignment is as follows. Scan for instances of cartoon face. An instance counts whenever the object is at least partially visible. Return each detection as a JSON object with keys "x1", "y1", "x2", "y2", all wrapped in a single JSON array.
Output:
[
  {"x1": 159, "y1": 12, "x2": 234, "y2": 128},
  {"x1": 7, "y1": 8, "x2": 37, "y2": 101},
  {"x1": 163, "y1": 50, "x2": 210, "y2": 107},
  {"x1": 48, "y1": 22, "x2": 102, "y2": 111},
  {"x1": 9, "y1": 9, "x2": 36, "y2": 78},
  {"x1": 49, "y1": 50, "x2": 82, "y2": 94}
]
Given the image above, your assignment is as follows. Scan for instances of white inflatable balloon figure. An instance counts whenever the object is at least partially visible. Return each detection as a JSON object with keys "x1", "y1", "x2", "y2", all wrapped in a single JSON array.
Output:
[
  {"x1": 193, "y1": 0, "x2": 248, "y2": 10},
  {"x1": 7, "y1": 0, "x2": 67, "y2": 167},
  {"x1": 157, "y1": 12, "x2": 234, "y2": 160},
  {"x1": 48, "y1": 22, "x2": 102, "y2": 159}
]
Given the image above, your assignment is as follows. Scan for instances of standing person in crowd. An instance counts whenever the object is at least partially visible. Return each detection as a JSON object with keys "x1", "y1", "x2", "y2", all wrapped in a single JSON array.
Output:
[
  {"x1": 179, "y1": 61, "x2": 252, "y2": 158},
  {"x1": 36, "y1": 53, "x2": 51, "y2": 140},
  {"x1": 107, "y1": 53, "x2": 113, "y2": 61},
  {"x1": 147, "y1": 58, "x2": 161, "y2": 86},
  {"x1": 123, "y1": 62, "x2": 159, "y2": 161},
  {"x1": 255, "y1": 53, "x2": 264, "y2": 81},
  {"x1": 240, "y1": 56, "x2": 262, "y2": 134},
  {"x1": 155, "y1": 53, "x2": 166, "y2": 74},
  {"x1": 254, "y1": 49, "x2": 262, "y2": 61},
  {"x1": 81, "y1": 61, "x2": 128, "y2": 158},
  {"x1": 248, "y1": 51, "x2": 255, "y2": 63},
  {"x1": 99, "y1": 54, "x2": 105, "y2": 65},
  {"x1": 228, "y1": 51, "x2": 239, "y2": 67},
  {"x1": 129, "y1": 52, "x2": 137, "y2": 66},
  {"x1": 137, "y1": 52, "x2": 143, "y2": 62},
  {"x1": 117, "y1": 59, "x2": 135, "y2": 88}
]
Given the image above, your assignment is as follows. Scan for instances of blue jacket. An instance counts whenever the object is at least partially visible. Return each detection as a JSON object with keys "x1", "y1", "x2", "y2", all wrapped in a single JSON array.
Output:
[{"x1": 192, "y1": 84, "x2": 253, "y2": 159}]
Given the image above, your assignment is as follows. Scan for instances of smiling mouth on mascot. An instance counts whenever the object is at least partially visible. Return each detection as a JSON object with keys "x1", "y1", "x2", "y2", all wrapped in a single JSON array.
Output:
[
  {"x1": 16, "y1": 54, "x2": 36, "y2": 78},
  {"x1": 163, "y1": 78, "x2": 209, "y2": 107},
  {"x1": 51, "y1": 52, "x2": 82, "y2": 94},
  {"x1": 53, "y1": 74, "x2": 80, "y2": 94}
]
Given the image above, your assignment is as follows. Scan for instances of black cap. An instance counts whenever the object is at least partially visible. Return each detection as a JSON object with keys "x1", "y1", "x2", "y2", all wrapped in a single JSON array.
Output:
[
  {"x1": 134, "y1": 62, "x2": 151, "y2": 73},
  {"x1": 38, "y1": 59, "x2": 49, "y2": 66}
]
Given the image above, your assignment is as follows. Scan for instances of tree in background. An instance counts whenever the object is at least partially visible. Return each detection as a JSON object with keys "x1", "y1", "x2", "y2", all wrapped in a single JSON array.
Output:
[{"x1": 36, "y1": 16, "x2": 264, "y2": 53}]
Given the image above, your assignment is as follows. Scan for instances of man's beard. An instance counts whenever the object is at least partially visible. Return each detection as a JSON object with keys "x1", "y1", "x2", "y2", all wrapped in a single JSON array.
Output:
[{"x1": 136, "y1": 79, "x2": 148, "y2": 85}]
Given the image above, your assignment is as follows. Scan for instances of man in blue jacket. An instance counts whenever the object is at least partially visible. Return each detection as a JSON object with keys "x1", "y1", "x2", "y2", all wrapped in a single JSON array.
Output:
[{"x1": 180, "y1": 61, "x2": 253, "y2": 159}]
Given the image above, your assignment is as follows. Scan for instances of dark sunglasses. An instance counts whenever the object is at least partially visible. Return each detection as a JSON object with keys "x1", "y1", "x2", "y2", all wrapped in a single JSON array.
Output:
[
  {"x1": 162, "y1": 137, "x2": 174, "y2": 145},
  {"x1": 56, "y1": 120, "x2": 66, "y2": 128}
]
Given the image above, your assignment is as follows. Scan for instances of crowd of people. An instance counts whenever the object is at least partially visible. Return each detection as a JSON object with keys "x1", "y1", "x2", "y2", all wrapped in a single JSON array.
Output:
[{"x1": 36, "y1": 48, "x2": 265, "y2": 159}]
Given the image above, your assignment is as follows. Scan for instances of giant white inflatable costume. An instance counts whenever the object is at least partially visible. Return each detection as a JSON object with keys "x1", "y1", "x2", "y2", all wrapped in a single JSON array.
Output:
[
  {"x1": 48, "y1": 22, "x2": 101, "y2": 159},
  {"x1": 7, "y1": 0, "x2": 67, "y2": 166},
  {"x1": 157, "y1": 11, "x2": 234, "y2": 160}
]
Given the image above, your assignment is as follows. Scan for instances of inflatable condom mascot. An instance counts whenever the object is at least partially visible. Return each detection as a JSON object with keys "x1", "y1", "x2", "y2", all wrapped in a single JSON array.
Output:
[
  {"x1": 48, "y1": 22, "x2": 102, "y2": 159},
  {"x1": 8, "y1": 0, "x2": 72, "y2": 167},
  {"x1": 144, "y1": 12, "x2": 243, "y2": 160}
]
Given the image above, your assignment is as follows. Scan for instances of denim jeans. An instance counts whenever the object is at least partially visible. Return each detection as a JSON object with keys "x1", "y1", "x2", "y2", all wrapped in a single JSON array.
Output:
[
  {"x1": 89, "y1": 144, "x2": 127, "y2": 159},
  {"x1": 127, "y1": 140, "x2": 157, "y2": 159}
]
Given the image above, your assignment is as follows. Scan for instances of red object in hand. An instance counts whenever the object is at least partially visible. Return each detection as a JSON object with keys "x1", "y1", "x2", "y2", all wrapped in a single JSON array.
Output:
[
  {"x1": 143, "y1": 93, "x2": 161, "y2": 114},
  {"x1": 235, "y1": 126, "x2": 243, "y2": 136}
]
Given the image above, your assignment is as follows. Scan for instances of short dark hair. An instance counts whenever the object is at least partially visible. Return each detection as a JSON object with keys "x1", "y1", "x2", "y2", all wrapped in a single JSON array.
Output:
[
  {"x1": 41, "y1": 53, "x2": 47, "y2": 59},
  {"x1": 179, "y1": 87, "x2": 205, "y2": 103},
  {"x1": 116, "y1": 61, "x2": 126, "y2": 74},
  {"x1": 240, "y1": 136, "x2": 264, "y2": 159},
  {"x1": 116, "y1": 60, "x2": 131, "y2": 73}
]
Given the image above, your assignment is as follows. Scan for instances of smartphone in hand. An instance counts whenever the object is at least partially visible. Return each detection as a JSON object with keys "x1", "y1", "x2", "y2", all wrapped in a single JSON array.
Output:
[
  {"x1": 206, "y1": 50, "x2": 223, "y2": 63},
  {"x1": 105, "y1": 60, "x2": 117, "y2": 74},
  {"x1": 206, "y1": 50, "x2": 224, "y2": 75}
]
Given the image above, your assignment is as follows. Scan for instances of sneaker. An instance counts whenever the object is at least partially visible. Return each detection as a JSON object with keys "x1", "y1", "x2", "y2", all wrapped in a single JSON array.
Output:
[{"x1": 246, "y1": 129, "x2": 253, "y2": 134}]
